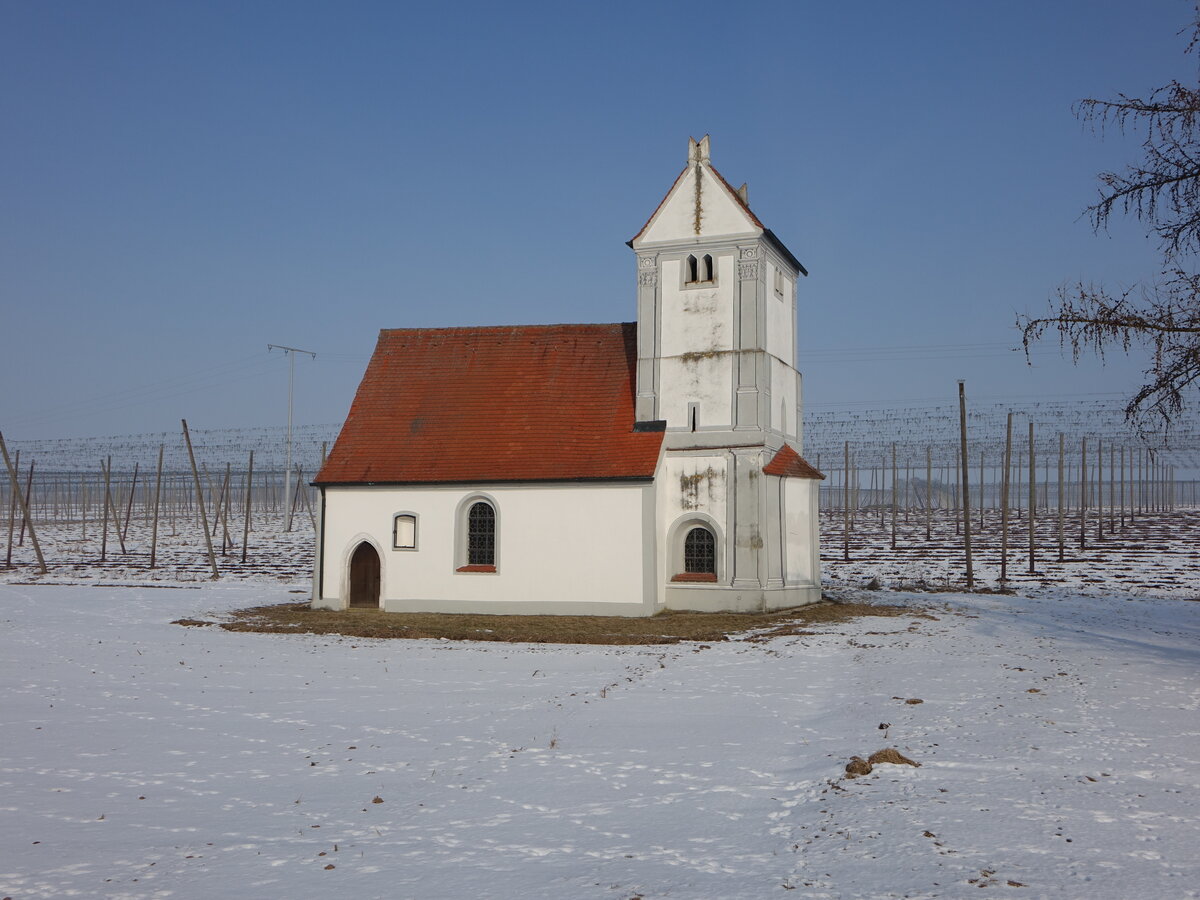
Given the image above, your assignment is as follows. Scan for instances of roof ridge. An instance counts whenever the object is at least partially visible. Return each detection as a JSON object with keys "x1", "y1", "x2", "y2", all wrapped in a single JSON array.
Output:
[{"x1": 379, "y1": 321, "x2": 631, "y2": 335}]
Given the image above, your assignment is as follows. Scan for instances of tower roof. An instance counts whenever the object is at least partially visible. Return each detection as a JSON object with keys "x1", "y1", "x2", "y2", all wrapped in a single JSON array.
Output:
[{"x1": 629, "y1": 136, "x2": 806, "y2": 275}]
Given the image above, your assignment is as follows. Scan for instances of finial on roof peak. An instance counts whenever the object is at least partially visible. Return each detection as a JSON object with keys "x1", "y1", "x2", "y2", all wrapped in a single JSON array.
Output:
[{"x1": 687, "y1": 135, "x2": 711, "y2": 165}]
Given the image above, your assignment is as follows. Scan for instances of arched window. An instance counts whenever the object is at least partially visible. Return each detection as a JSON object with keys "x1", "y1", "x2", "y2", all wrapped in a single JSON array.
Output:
[
  {"x1": 467, "y1": 501, "x2": 495, "y2": 566},
  {"x1": 684, "y1": 253, "x2": 715, "y2": 286},
  {"x1": 683, "y1": 526, "x2": 716, "y2": 574}
]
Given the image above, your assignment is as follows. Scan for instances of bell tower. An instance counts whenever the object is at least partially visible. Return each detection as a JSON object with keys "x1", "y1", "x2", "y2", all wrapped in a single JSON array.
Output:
[{"x1": 629, "y1": 136, "x2": 808, "y2": 452}]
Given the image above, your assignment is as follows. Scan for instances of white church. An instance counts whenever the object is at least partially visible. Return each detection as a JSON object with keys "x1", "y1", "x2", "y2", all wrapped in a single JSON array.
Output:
[{"x1": 311, "y1": 136, "x2": 823, "y2": 616}]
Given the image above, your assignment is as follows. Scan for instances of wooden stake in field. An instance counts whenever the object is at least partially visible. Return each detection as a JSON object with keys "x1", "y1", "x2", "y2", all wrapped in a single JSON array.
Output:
[
  {"x1": 1079, "y1": 437, "x2": 1088, "y2": 550},
  {"x1": 150, "y1": 445, "x2": 164, "y2": 569},
  {"x1": 1096, "y1": 439, "x2": 1104, "y2": 542},
  {"x1": 17, "y1": 460, "x2": 33, "y2": 547},
  {"x1": 1109, "y1": 442, "x2": 1116, "y2": 532},
  {"x1": 1057, "y1": 432, "x2": 1065, "y2": 563},
  {"x1": 1000, "y1": 412, "x2": 1012, "y2": 584},
  {"x1": 120, "y1": 461, "x2": 139, "y2": 545},
  {"x1": 297, "y1": 465, "x2": 318, "y2": 532},
  {"x1": 0, "y1": 431, "x2": 46, "y2": 574},
  {"x1": 1015, "y1": 450, "x2": 1023, "y2": 522},
  {"x1": 978, "y1": 450, "x2": 985, "y2": 531},
  {"x1": 957, "y1": 381, "x2": 973, "y2": 590},
  {"x1": 1120, "y1": 445, "x2": 1126, "y2": 529},
  {"x1": 102, "y1": 458, "x2": 127, "y2": 555},
  {"x1": 100, "y1": 457, "x2": 112, "y2": 562},
  {"x1": 218, "y1": 463, "x2": 232, "y2": 555},
  {"x1": 1028, "y1": 420, "x2": 1036, "y2": 574},
  {"x1": 242, "y1": 449, "x2": 254, "y2": 564},
  {"x1": 181, "y1": 419, "x2": 220, "y2": 580},
  {"x1": 843, "y1": 441, "x2": 850, "y2": 562},
  {"x1": 4, "y1": 449, "x2": 17, "y2": 568},
  {"x1": 925, "y1": 445, "x2": 932, "y2": 541},
  {"x1": 890, "y1": 443, "x2": 897, "y2": 550}
]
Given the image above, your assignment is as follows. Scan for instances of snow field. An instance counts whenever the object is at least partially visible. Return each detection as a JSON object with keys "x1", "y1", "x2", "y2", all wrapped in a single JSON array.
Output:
[{"x1": 1, "y1": 582, "x2": 1198, "y2": 898}]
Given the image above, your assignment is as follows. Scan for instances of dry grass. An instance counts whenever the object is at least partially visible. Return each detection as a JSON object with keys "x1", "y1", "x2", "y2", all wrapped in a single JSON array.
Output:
[{"x1": 208, "y1": 597, "x2": 918, "y2": 646}]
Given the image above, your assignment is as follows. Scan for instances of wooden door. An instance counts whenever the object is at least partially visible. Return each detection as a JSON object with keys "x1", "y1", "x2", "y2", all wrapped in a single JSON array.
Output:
[{"x1": 349, "y1": 542, "x2": 380, "y2": 608}]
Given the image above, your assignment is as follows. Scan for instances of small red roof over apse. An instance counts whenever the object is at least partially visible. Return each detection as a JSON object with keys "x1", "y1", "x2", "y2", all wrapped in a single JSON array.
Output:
[
  {"x1": 314, "y1": 323, "x2": 665, "y2": 485},
  {"x1": 763, "y1": 444, "x2": 825, "y2": 480}
]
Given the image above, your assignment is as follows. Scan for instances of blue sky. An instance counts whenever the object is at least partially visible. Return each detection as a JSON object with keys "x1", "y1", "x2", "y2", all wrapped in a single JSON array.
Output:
[{"x1": 1, "y1": 0, "x2": 1192, "y2": 440}]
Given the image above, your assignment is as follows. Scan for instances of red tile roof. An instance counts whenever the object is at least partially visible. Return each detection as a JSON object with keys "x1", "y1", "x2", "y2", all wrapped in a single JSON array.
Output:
[
  {"x1": 763, "y1": 444, "x2": 825, "y2": 480},
  {"x1": 315, "y1": 323, "x2": 665, "y2": 485}
]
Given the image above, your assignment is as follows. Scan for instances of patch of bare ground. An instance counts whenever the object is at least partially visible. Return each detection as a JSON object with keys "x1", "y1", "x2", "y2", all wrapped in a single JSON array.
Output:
[
  {"x1": 844, "y1": 747, "x2": 921, "y2": 778},
  {"x1": 214, "y1": 597, "x2": 919, "y2": 645}
]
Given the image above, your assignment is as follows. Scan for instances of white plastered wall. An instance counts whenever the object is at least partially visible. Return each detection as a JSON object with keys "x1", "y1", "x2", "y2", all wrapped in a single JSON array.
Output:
[
  {"x1": 765, "y1": 261, "x2": 794, "y2": 367},
  {"x1": 783, "y1": 477, "x2": 821, "y2": 587},
  {"x1": 658, "y1": 255, "x2": 735, "y2": 429},
  {"x1": 770, "y1": 357, "x2": 799, "y2": 440},
  {"x1": 656, "y1": 452, "x2": 730, "y2": 597},
  {"x1": 316, "y1": 482, "x2": 656, "y2": 615},
  {"x1": 637, "y1": 165, "x2": 759, "y2": 244}
]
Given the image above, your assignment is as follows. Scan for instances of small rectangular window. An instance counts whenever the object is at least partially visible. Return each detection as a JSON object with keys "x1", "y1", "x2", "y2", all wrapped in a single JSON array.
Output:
[{"x1": 393, "y1": 514, "x2": 417, "y2": 550}]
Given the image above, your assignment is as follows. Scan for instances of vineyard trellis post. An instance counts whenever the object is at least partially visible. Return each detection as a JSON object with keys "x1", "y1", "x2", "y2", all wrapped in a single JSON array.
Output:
[
  {"x1": 1057, "y1": 432, "x2": 1065, "y2": 562},
  {"x1": 121, "y1": 462, "x2": 139, "y2": 546},
  {"x1": 1080, "y1": 438, "x2": 1088, "y2": 550},
  {"x1": 218, "y1": 463, "x2": 232, "y2": 555},
  {"x1": 978, "y1": 450, "x2": 985, "y2": 531},
  {"x1": 5, "y1": 449, "x2": 17, "y2": 568},
  {"x1": 150, "y1": 445, "x2": 163, "y2": 569},
  {"x1": 100, "y1": 457, "x2": 112, "y2": 562},
  {"x1": 1108, "y1": 442, "x2": 1116, "y2": 533},
  {"x1": 182, "y1": 419, "x2": 220, "y2": 580},
  {"x1": 18, "y1": 459, "x2": 33, "y2": 547},
  {"x1": 297, "y1": 465, "x2": 317, "y2": 532},
  {"x1": 0, "y1": 431, "x2": 46, "y2": 574},
  {"x1": 925, "y1": 445, "x2": 932, "y2": 541},
  {"x1": 242, "y1": 449, "x2": 254, "y2": 564},
  {"x1": 957, "y1": 381, "x2": 973, "y2": 589},
  {"x1": 905, "y1": 459, "x2": 911, "y2": 524},
  {"x1": 1001, "y1": 412, "x2": 1012, "y2": 584},
  {"x1": 843, "y1": 440, "x2": 850, "y2": 562},
  {"x1": 1028, "y1": 420, "x2": 1036, "y2": 574},
  {"x1": 890, "y1": 442, "x2": 897, "y2": 551}
]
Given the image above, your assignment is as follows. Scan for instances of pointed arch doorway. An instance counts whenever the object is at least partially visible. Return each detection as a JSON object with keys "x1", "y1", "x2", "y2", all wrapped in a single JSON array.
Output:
[{"x1": 348, "y1": 542, "x2": 381, "y2": 608}]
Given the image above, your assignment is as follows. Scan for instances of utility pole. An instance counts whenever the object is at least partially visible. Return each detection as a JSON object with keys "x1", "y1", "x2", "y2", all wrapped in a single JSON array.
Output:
[{"x1": 268, "y1": 344, "x2": 316, "y2": 531}]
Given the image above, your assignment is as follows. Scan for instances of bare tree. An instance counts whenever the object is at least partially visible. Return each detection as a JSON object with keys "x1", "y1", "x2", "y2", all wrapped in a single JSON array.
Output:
[{"x1": 1019, "y1": 11, "x2": 1200, "y2": 431}]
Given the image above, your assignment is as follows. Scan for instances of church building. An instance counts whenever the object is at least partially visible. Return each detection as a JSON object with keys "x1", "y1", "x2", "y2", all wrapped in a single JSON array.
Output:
[{"x1": 311, "y1": 136, "x2": 823, "y2": 615}]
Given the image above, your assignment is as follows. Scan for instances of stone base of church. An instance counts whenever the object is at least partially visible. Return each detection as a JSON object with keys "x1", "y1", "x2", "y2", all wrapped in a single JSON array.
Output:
[
  {"x1": 663, "y1": 582, "x2": 822, "y2": 614},
  {"x1": 312, "y1": 586, "x2": 822, "y2": 617},
  {"x1": 312, "y1": 594, "x2": 656, "y2": 617}
]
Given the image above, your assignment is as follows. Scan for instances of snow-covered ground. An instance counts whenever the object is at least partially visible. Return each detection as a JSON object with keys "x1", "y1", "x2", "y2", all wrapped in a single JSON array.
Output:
[{"x1": 1, "y1": 581, "x2": 1198, "y2": 899}]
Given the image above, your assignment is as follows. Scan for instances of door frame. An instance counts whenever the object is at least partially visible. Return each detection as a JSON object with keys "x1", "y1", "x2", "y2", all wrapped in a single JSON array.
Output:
[{"x1": 343, "y1": 536, "x2": 384, "y2": 609}]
